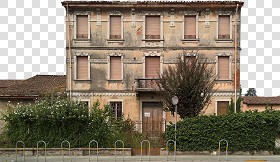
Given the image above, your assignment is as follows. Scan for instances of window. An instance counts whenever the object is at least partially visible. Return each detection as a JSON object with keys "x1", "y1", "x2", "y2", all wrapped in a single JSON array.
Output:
[
  {"x1": 76, "y1": 15, "x2": 88, "y2": 39},
  {"x1": 218, "y1": 56, "x2": 229, "y2": 80},
  {"x1": 218, "y1": 15, "x2": 230, "y2": 39},
  {"x1": 184, "y1": 15, "x2": 196, "y2": 39},
  {"x1": 110, "y1": 102, "x2": 122, "y2": 118},
  {"x1": 145, "y1": 16, "x2": 160, "y2": 39},
  {"x1": 217, "y1": 101, "x2": 229, "y2": 115},
  {"x1": 110, "y1": 15, "x2": 121, "y2": 39},
  {"x1": 110, "y1": 56, "x2": 122, "y2": 80},
  {"x1": 76, "y1": 56, "x2": 89, "y2": 80},
  {"x1": 80, "y1": 101, "x2": 89, "y2": 108},
  {"x1": 145, "y1": 56, "x2": 160, "y2": 78},
  {"x1": 184, "y1": 56, "x2": 196, "y2": 64}
]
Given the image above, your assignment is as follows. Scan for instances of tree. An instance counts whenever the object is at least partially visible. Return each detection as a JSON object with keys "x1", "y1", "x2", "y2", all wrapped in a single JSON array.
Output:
[
  {"x1": 245, "y1": 88, "x2": 257, "y2": 96},
  {"x1": 228, "y1": 87, "x2": 242, "y2": 113},
  {"x1": 157, "y1": 54, "x2": 216, "y2": 118}
]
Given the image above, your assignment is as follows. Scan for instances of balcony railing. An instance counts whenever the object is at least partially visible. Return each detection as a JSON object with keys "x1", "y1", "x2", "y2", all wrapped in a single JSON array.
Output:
[{"x1": 134, "y1": 78, "x2": 160, "y2": 91}]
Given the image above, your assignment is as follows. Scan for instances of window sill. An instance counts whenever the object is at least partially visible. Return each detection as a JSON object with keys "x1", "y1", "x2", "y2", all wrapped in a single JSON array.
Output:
[
  {"x1": 215, "y1": 39, "x2": 233, "y2": 43},
  {"x1": 182, "y1": 39, "x2": 199, "y2": 43},
  {"x1": 74, "y1": 39, "x2": 91, "y2": 43},
  {"x1": 215, "y1": 79, "x2": 232, "y2": 82},
  {"x1": 74, "y1": 79, "x2": 91, "y2": 82},
  {"x1": 142, "y1": 39, "x2": 164, "y2": 41},
  {"x1": 107, "y1": 39, "x2": 124, "y2": 42}
]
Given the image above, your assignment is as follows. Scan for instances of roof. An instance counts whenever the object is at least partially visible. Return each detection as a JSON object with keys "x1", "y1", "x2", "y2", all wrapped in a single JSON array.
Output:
[
  {"x1": 0, "y1": 75, "x2": 66, "y2": 98},
  {"x1": 62, "y1": 1, "x2": 244, "y2": 9},
  {"x1": 0, "y1": 80, "x2": 23, "y2": 88},
  {"x1": 243, "y1": 96, "x2": 280, "y2": 105}
]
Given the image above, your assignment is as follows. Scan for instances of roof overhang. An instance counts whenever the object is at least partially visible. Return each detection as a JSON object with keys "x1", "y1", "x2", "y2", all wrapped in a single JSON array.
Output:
[{"x1": 61, "y1": 1, "x2": 244, "y2": 10}]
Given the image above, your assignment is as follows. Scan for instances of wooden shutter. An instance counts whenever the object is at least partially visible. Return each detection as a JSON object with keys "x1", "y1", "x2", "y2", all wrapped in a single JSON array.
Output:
[
  {"x1": 110, "y1": 16, "x2": 121, "y2": 39},
  {"x1": 145, "y1": 56, "x2": 160, "y2": 78},
  {"x1": 184, "y1": 16, "x2": 196, "y2": 39},
  {"x1": 110, "y1": 56, "x2": 121, "y2": 80},
  {"x1": 77, "y1": 15, "x2": 88, "y2": 39},
  {"x1": 218, "y1": 15, "x2": 230, "y2": 39},
  {"x1": 77, "y1": 56, "x2": 88, "y2": 80},
  {"x1": 218, "y1": 56, "x2": 229, "y2": 80},
  {"x1": 217, "y1": 101, "x2": 229, "y2": 115},
  {"x1": 145, "y1": 16, "x2": 160, "y2": 39}
]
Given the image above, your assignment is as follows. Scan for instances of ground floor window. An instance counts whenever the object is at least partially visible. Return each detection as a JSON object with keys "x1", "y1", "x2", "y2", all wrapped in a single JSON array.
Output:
[
  {"x1": 110, "y1": 101, "x2": 122, "y2": 118},
  {"x1": 217, "y1": 101, "x2": 229, "y2": 115}
]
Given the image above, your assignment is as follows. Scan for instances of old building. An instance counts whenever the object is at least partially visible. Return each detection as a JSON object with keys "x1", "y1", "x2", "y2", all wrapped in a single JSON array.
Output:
[
  {"x1": 0, "y1": 75, "x2": 66, "y2": 134},
  {"x1": 61, "y1": 0, "x2": 243, "y2": 129},
  {"x1": 242, "y1": 96, "x2": 280, "y2": 112}
]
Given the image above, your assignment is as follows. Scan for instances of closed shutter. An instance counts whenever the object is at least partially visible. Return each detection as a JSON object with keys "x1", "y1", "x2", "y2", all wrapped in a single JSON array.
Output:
[
  {"x1": 145, "y1": 56, "x2": 160, "y2": 78},
  {"x1": 110, "y1": 16, "x2": 121, "y2": 39},
  {"x1": 184, "y1": 16, "x2": 196, "y2": 39},
  {"x1": 217, "y1": 101, "x2": 229, "y2": 115},
  {"x1": 77, "y1": 15, "x2": 88, "y2": 39},
  {"x1": 146, "y1": 16, "x2": 160, "y2": 39},
  {"x1": 110, "y1": 56, "x2": 121, "y2": 80},
  {"x1": 218, "y1": 15, "x2": 230, "y2": 39},
  {"x1": 77, "y1": 56, "x2": 88, "y2": 80},
  {"x1": 218, "y1": 56, "x2": 229, "y2": 80}
]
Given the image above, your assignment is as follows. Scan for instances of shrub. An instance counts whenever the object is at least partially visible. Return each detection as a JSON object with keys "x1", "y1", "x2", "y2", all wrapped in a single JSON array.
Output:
[
  {"x1": 165, "y1": 110, "x2": 280, "y2": 152},
  {"x1": 1, "y1": 98, "x2": 135, "y2": 148}
]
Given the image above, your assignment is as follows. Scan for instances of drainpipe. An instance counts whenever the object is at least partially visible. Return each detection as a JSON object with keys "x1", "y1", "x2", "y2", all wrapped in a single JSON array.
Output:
[
  {"x1": 234, "y1": 4, "x2": 239, "y2": 113},
  {"x1": 67, "y1": 3, "x2": 72, "y2": 100}
]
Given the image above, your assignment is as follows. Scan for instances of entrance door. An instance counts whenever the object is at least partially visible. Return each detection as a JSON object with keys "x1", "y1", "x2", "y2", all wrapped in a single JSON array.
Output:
[{"x1": 142, "y1": 102, "x2": 164, "y2": 155}]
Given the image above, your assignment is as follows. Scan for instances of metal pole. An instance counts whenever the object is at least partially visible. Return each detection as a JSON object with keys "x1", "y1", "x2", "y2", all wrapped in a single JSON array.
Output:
[
  {"x1": 174, "y1": 104, "x2": 177, "y2": 161},
  {"x1": 234, "y1": 4, "x2": 239, "y2": 113}
]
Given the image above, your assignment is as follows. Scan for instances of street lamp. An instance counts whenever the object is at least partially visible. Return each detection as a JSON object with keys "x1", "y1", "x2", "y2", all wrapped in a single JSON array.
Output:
[{"x1": 172, "y1": 95, "x2": 178, "y2": 157}]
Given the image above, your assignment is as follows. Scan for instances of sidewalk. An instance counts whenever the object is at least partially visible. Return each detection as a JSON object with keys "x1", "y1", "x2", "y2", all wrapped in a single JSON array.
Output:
[{"x1": 1, "y1": 155, "x2": 280, "y2": 162}]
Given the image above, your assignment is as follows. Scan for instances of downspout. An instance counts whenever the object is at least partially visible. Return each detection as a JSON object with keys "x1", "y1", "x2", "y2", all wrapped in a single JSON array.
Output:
[
  {"x1": 234, "y1": 4, "x2": 239, "y2": 113},
  {"x1": 66, "y1": 3, "x2": 72, "y2": 100}
]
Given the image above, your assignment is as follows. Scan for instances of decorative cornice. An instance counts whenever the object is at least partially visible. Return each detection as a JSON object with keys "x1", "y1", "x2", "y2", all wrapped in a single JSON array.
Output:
[
  {"x1": 94, "y1": 93, "x2": 136, "y2": 96},
  {"x1": 212, "y1": 92, "x2": 235, "y2": 97},
  {"x1": 109, "y1": 11, "x2": 122, "y2": 15},
  {"x1": 91, "y1": 59, "x2": 107, "y2": 64},
  {"x1": 75, "y1": 52, "x2": 90, "y2": 56}
]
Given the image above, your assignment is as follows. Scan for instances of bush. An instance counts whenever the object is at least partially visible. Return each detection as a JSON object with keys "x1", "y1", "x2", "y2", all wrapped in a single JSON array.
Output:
[
  {"x1": 1, "y1": 98, "x2": 135, "y2": 148},
  {"x1": 165, "y1": 110, "x2": 280, "y2": 152}
]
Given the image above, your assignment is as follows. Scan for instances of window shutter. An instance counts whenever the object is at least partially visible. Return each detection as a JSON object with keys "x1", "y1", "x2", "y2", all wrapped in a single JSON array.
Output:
[
  {"x1": 110, "y1": 16, "x2": 121, "y2": 39},
  {"x1": 77, "y1": 56, "x2": 88, "y2": 80},
  {"x1": 218, "y1": 15, "x2": 230, "y2": 39},
  {"x1": 184, "y1": 16, "x2": 196, "y2": 39},
  {"x1": 77, "y1": 15, "x2": 88, "y2": 39},
  {"x1": 217, "y1": 101, "x2": 229, "y2": 115},
  {"x1": 145, "y1": 56, "x2": 160, "y2": 78},
  {"x1": 110, "y1": 56, "x2": 121, "y2": 80},
  {"x1": 145, "y1": 16, "x2": 160, "y2": 39},
  {"x1": 218, "y1": 56, "x2": 229, "y2": 80}
]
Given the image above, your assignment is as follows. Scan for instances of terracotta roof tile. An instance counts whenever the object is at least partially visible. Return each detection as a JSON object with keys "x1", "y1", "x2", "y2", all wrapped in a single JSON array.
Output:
[
  {"x1": 0, "y1": 75, "x2": 66, "y2": 97},
  {"x1": 243, "y1": 96, "x2": 280, "y2": 105},
  {"x1": 0, "y1": 80, "x2": 23, "y2": 88}
]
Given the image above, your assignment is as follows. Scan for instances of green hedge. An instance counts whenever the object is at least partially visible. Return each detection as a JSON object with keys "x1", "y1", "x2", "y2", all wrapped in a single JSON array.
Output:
[
  {"x1": 165, "y1": 110, "x2": 280, "y2": 152},
  {"x1": 2, "y1": 98, "x2": 135, "y2": 148}
]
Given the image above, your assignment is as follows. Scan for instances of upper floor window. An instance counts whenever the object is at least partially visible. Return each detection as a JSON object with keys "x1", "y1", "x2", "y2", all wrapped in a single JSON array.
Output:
[
  {"x1": 145, "y1": 16, "x2": 160, "y2": 39},
  {"x1": 76, "y1": 15, "x2": 88, "y2": 39},
  {"x1": 184, "y1": 15, "x2": 196, "y2": 39},
  {"x1": 145, "y1": 56, "x2": 160, "y2": 78},
  {"x1": 76, "y1": 56, "x2": 89, "y2": 80},
  {"x1": 110, "y1": 56, "x2": 122, "y2": 80},
  {"x1": 218, "y1": 15, "x2": 230, "y2": 39},
  {"x1": 110, "y1": 15, "x2": 122, "y2": 39},
  {"x1": 218, "y1": 56, "x2": 230, "y2": 80}
]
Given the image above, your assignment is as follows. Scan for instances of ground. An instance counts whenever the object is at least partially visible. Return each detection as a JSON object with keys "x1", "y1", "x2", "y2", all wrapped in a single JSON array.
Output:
[{"x1": 1, "y1": 155, "x2": 280, "y2": 162}]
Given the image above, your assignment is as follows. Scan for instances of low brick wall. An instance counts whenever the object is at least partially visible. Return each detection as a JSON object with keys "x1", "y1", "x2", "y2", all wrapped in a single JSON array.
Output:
[
  {"x1": 0, "y1": 148, "x2": 131, "y2": 157},
  {"x1": 160, "y1": 148, "x2": 273, "y2": 156}
]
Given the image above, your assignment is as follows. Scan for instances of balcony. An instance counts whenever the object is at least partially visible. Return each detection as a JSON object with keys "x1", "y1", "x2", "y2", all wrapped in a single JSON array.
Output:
[{"x1": 134, "y1": 78, "x2": 160, "y2": 93}]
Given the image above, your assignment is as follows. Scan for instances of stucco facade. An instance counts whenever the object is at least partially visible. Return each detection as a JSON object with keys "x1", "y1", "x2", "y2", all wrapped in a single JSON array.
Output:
[{"x1": 62, "y1": 1, "x2": 243, "y2": 125}]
